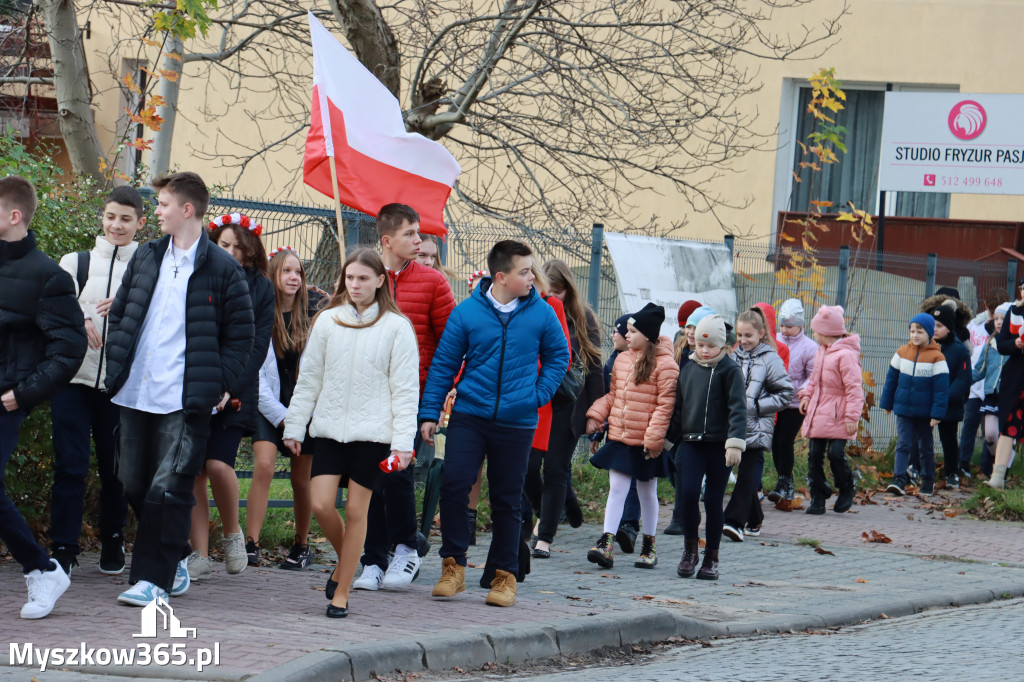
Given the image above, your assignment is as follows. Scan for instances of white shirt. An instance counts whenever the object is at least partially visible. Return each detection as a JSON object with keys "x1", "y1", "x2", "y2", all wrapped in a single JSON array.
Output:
[
  {"x1": 113, "y1": 237, "x2": 199, "y2": 414},
  {"x1": 486, "y1": 287, "x2": 519, "y2": 313}
]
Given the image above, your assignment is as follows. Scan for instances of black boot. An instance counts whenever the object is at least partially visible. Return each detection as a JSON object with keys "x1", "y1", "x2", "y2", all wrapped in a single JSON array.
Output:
[
  {"x1": 806, "y1": 497, "x2": 826, "y2": 515},
  {"x1": 677, "y1": 538, "x2": 700, "y2": 578},
  {"x1": 468, "y1": 509, "x2": 477, "y2": 546},
  {"x1": 663, "y1": 517, "x2": 684, "y2": 535},
  {"x1": 829, "y1": 451, "x2": 855, "y2": 513},
  {"x1": 615, "y1": 522, "x2": 638, "y2": 553},
  {"x1": 767, "y1": 478, "x2": 786, "y2": 503},
  {"x1": 696, "y1": 549, "x2": 719, "y2": 580}
]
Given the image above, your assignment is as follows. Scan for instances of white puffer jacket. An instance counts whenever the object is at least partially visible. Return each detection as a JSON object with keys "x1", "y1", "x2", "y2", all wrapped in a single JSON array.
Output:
[
  {"x1": 57, "y1": 236, "x2": 139, "y2": 390},
  {"x1": 283, "y1": 302, "x2": 419, "y2": 453}
]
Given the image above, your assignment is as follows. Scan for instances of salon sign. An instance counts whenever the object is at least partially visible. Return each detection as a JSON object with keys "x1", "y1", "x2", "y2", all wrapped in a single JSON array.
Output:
[{"x1": 878, "y1": 92, "x2": 1024, "y2": 195}]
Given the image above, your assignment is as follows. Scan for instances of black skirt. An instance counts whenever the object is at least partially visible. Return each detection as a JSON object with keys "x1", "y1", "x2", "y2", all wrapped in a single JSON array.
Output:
[{"x1": 588, "y1": 439, "x2": 669, "y2": 482}]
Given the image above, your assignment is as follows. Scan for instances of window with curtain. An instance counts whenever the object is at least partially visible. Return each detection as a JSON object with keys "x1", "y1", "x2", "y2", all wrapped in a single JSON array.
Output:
[{"x1": 789, "y1": 87, "x2": 950, "y2": 218}]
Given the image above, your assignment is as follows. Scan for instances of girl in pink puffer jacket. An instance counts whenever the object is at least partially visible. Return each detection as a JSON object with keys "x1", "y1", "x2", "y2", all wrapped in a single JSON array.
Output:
[{"x1": 798, "y1": 305, "x2": 865, "y2": 515}]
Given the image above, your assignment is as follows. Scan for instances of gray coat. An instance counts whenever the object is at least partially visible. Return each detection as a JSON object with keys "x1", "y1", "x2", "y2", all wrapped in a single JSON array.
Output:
[{"x1": 735, "y1": 343, "x2": 794, "y2": 450}]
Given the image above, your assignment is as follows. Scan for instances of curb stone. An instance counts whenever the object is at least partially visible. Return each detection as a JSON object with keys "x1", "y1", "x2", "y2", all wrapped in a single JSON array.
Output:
[{"x1": 250, "y1": 583, "x2": 1024, "y2": 682}]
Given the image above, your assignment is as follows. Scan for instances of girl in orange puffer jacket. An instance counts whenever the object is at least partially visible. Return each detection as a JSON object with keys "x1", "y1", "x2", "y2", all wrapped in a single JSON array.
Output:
[{"x1": 586, "y1": 303, "x2": 679, "y2": 570}]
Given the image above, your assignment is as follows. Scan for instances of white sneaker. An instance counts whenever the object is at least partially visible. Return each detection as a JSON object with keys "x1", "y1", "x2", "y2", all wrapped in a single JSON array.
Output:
[
  {"x1": 382, "y1": 550, "x2": 421, "y2": 588},
  {"x1": 171, "y1": 558, "x2": 190, "y2": 596},
  {"x1": 352, "y1": 564, "x2": 384, "y2": 591},
  {"x1": 722, "y1": 524, "x2": 744, "y2": 543},
  {"x1": 221, "y1": 531, "x2": 247, "y2": 575},
  {"x1": 186, "y1": 551, "x2": 212, "y2": 581},
  {"x1": 118, "y1": 580, "x2": 168, "y2": 607},
  {"x1": 21, "y1": 559, "x2": 70, "y2": 619}
]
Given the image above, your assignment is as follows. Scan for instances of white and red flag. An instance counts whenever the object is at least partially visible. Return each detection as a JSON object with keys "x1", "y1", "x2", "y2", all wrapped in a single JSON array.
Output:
[{"x1": 303, "y1": 12, "x2": 460, "y2": 237}]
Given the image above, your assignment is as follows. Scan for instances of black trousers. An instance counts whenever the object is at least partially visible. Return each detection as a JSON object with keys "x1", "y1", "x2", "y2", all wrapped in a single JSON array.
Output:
[
  {"x1": 523, "y1": 405, "x2": 576, "y2": 543},
  {"x1": 772, "y1": 409, "x2": 804, "y2": 479},
  {"x1": 117, "y1": 408, "x2": 209, "y2": 591},
  {"x1": 724, "y1": 447, "x2": 764, "y2": 529}
]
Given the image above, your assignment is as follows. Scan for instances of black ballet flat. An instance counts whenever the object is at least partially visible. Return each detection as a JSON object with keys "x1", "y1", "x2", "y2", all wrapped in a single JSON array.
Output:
[
  {"x1": 326, "y1": 603, "x2": 349, "y2": 618},
  {"x1": 326, "y1": 570, "x2": 338, "y2": 601},
  {"x1": 531, "y1": 547, "x2": 551, "y2": 559}
]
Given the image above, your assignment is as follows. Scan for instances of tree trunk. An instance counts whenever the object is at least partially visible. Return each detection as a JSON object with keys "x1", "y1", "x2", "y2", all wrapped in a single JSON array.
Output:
[
  {"x1": 327, "y1": 0, "x2": 400, "y2": 99},
  {"x1": 37, "y1": 0, "x2": 103, "y2": 181},
  {"x1": 147, "y1": 34, "x2": 183, "y2": 181}
]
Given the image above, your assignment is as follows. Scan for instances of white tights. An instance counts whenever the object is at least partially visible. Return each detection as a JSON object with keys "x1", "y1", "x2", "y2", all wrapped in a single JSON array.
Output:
[{"x1": 602, "y1": 469, "x2": 660, "y2": 537}]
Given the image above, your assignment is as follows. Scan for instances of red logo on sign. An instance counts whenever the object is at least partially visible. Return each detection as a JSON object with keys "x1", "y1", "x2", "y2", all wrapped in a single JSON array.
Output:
[
  {"x1": 948, "y1": 100, "x2": 986, "y2": 140},
  {"x1": 924, "y1": 174, "x2": 936, "y2": 186}
]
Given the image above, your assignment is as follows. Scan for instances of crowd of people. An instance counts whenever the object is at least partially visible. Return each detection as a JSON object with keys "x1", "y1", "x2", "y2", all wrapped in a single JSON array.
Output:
[{"x1": 0, "y1": 172, "x2": 1018, "y2": 622}]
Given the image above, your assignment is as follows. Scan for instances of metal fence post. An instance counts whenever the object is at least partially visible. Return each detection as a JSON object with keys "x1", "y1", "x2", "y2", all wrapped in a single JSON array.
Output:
[
  {"x1": 588, "y1": 223, "x2": 604, "y2": 312},
  {"x1": 1008, "y1": 259, "x2": 1019, "y2": 299},
  {"x1": 835, "y1": 245, "x2": 849, "y2": 308},
  {"x1": 925, "y1": 253, "x2": 937, "y2": 297}
]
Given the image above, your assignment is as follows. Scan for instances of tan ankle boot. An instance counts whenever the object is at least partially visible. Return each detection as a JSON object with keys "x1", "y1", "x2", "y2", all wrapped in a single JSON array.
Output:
[
  {"x1": 485, "y1": 569, "x2": 517, "y2": 607},
  {"x1": 432, "y1": 557, "x2": 465, "y2": 597},
  {"x1": 986, "y1": 465, "x2": 1008, "y2": 490}
]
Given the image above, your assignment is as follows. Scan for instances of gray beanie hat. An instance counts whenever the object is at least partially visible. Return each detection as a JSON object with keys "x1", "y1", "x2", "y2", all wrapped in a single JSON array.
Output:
[
  {"x1": 694, "y1": 314, "x2": 727, "y2": 348},
  {"x1": 778, "y1": 298, "x2": 805, "y2": 327}
]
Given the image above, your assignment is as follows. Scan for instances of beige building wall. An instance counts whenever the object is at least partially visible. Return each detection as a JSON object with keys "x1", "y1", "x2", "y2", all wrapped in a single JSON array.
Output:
[{"x1": 81, "y1": 0, "x2": 1024, "y2": 238}]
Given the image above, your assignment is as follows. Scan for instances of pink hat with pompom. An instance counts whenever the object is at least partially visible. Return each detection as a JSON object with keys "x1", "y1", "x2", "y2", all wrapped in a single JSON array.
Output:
[{"x1": 811, "y1": 305, "x2": 847, "y2": 336}]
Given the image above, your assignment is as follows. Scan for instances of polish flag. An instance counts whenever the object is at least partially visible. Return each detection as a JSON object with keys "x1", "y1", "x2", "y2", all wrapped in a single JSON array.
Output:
[{"x1": 303, "y1": 12, "x2": 461, "y2": 237}]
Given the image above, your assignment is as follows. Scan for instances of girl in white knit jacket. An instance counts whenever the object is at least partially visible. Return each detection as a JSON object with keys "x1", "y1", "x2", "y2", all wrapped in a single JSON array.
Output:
[{"x1": 283, "y1": 248, "x2": 419, "y2": 619}]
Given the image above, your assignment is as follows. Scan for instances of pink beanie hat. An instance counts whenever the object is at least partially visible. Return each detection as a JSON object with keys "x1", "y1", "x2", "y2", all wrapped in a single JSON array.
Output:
[{"x1": 811, "y1": 305, "x2": 847, "y2": 336}]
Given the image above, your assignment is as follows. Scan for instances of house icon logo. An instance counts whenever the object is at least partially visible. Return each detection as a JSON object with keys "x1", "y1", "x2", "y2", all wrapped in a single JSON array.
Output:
[{"x1": 133, "y1": 596, "x2": 197, "y2": 639}]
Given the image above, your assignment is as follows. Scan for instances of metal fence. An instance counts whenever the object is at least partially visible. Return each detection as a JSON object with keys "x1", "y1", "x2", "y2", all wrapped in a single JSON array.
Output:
[
  {"x1": 731, "y1": 238, "x2": 1014, "y2": 445},
  {"x1": 210, "y1": 195, "x2": 1014, "y2": 449}
]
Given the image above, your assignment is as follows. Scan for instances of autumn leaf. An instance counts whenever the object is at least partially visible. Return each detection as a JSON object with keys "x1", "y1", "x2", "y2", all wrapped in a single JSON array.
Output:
[
  {"x1": 165, "y1": 51, "x2": 183, "y2": 62},
  {"x1": 775, "y1": 495, "x2": 804, "y2": 512},
  {"x1": 600, "y1": 573, "x2": 620, "y2": 579},
  {"x1": 943, "y1": 509, "x2": 958, "y2": 518},
  {"x1": 780, "y1": 233, "x2": 795, "y2": 242},
  {"x1": 814, "y1": 547, "x2": 835, "y2": 556},
  {"x1": 856, "y1": 577, "x2": 868, "y2": 583},
  {"x1": 160, "y1": 70, "x2": 180, "y2": 82},
  {"x1": 142, "y1": 38, "x2": 162, "y2": 47},
  {"x1": 740, "y1": 271, "x2": 757, "y2": 282},
  {"x1": 861, "y1": 370, "x2": 876, "y2": 388},
  {"x1": 122, "y1": 73, "x2": 141, "y2": 95},
  {"x1": 633, "y1": 594, "x2": 656, "y2": 601},
  {"x1": 129, "y1": 138, "x2": 154, "y2": 151},
  {"x1": 861, "y1": 530, "x2": 893, "y2": 544}
]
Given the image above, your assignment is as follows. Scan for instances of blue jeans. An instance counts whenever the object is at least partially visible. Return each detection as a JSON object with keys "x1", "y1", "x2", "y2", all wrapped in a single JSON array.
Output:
[
  {"x1": 50, "y1": 384, "x2": 126, "y2": 550},
  {"x1": 439, "y1": 412, "x2": 534, "y2": 573},
  {"x1": 959, "y1": 397, "x2": 982, "y2": 469},
  {"x1": 1, "y1": 409, "x2": 52, "y2": 573},
  {"x1": 895, "y1": 416, "x2": 935, "y2": 482}
]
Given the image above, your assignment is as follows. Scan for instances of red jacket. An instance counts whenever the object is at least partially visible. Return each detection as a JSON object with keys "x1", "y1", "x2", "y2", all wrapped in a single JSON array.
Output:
[
  {"x1": 532, "y1": 294, "x2": 571, "y2": 451},
  {"x1": 755, "y1": 302, "x2": 789, "y2": 370},
  {"x1": 388, "y1": 260, "x2": 455, "y2": 393}
]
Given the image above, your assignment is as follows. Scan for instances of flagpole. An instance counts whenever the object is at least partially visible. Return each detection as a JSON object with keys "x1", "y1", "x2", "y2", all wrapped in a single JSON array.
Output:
[{"x1": 327, "y1": 155, "x2": 347, "y2": 264}]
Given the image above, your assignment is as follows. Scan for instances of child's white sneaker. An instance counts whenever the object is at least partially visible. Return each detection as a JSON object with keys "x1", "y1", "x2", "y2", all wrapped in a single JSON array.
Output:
[{"x1": 20, "y1": 559, "x2": 70, "y2": 619}]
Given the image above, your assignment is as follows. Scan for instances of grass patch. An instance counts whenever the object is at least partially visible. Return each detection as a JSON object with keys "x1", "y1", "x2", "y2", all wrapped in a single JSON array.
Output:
[
  {"x1": 796, "y1": 537, "x2": 821, "y2": 548},
  {"x1": 962, "y1": 486, "x2": 1024, "y2": 522},
  {"x1": 206, "y1": 478, "x2": 325, "y2": 559}
]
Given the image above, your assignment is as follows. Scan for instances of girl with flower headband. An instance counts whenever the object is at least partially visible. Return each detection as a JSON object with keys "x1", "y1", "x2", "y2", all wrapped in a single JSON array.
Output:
[
  {"x1": 244, "y1": 246, "x2": 329, "y2": 569},
  {"x1": 186, "y1": 214, "x2": 275, "y2": 582}
]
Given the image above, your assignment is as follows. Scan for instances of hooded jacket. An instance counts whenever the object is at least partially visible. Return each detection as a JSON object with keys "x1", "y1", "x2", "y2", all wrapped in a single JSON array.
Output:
[
  {"x1": 799, "y1": 334, "x2": 865, "y2": 440},
  {"x1": 587, "y1": 336, "x2": 678, "y2": 453},
  {"x1": 973, "y1": 336, "x2": 1008, "y2": 397},
  {"x1": 778, "y1": 328, "x2": 817, "y2": 409},
  {"x1": 753, "y1": 302, "x2": 789, "y2": 370},
  {"x1": 734, "y1": 342, "x2": 794, "y2": 450},
  {"x1": 58, "y1": 236, "x2": 139, "y2": 391},
  {"x1": 0, "y1": 231, "x2": 87, "y2": 411},
  {"x1": 879, "y1": 341, "x2": 949, "y2": 421},
  {"x1": 419, "y1": 279, "x2": 570, "y2": 430},
  {"x1": 666, "y1": 349, "x2": 747, "y2": 451}
]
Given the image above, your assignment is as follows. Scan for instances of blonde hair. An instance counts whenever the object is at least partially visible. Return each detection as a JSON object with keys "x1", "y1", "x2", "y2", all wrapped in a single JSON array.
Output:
[
  {"x1": 323, "y1": 248, "x2": 403, "y2": 329},
  {"x1": 268, "y1": 250, "x2": 311, "y2": 358},
  {"x1": 419, "y1": 234, "x2": 458, "y2": 282},
  {"x1": 736, "y1": 306, "x2": 778, "y2": 351}
]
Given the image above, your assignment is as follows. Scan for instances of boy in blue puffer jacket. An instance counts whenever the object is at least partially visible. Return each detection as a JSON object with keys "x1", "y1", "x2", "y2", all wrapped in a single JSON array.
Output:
[
  {"x1": 880, "y1": 312, "x2": 950, "y2": 497},
  {"x1": 419, "y1": 240, "x2": 570, "y2": 607}
]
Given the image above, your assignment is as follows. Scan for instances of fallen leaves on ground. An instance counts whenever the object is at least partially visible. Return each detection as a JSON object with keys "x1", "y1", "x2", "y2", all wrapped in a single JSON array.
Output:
[
  {"x1": 600, "y1": 573, "x2": 620, "y2": 579},
  {"x1": 814, "y1": 547, "x2": 835, "y2": 556},
  {"x1": 775, "y1": 495, "x2": 804, "y2": 511},
  {"x1": 634, "y1": 594, "x2": 655, "y2": 601},
  {"x1": 856, "y1": 577, "x2": 868, "y2": 583},
  {"x1": 699, "y1": 538, "x2": 707, "y2": 548},
  {"x1": 862, "y1": 530, "x2": 893, "y2": 544}
]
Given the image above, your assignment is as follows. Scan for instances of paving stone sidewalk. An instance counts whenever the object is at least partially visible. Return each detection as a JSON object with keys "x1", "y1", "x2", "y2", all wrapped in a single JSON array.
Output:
[{"x1": 2, "y1": 497, "x2": 1022, "y2": 681}]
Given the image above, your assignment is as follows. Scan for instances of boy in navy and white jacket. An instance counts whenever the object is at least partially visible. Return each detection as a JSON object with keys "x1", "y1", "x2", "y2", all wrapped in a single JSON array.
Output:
[{"x1": 880, "y1": 312, "x2": 949, "y2": 496}]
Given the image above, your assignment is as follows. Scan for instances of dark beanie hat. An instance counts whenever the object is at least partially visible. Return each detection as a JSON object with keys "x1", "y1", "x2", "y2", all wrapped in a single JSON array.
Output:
[
  {"x1": 628, "y1": 302, "x2": 666, "y2": 343},
  {"x1": 934, "y1": 286, "x2": 961, "y2": 300},
  {"x1": 614, "y1": 314, "x2": 630, "y2": 338},
  {"x1": 677, "y1": 300, "x2": 702, "y2": 327},
  {"x1": 929, "y1": 300, "x2": 957, "y2": 333}
]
